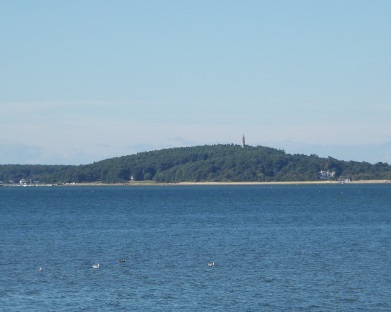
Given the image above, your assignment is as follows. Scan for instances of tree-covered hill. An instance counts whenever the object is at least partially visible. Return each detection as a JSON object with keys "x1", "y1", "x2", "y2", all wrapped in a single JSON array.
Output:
[{"x1": 1, "y1": 144, "x2": 391, "y2": 184}]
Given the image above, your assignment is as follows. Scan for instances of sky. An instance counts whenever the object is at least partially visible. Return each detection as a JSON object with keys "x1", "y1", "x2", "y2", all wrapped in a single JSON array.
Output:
[{"x1": 1, "y1": 1, "x2": 390, "y2": 165}]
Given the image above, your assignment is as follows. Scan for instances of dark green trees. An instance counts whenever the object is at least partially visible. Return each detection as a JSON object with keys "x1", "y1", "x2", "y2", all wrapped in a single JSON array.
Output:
[{"x1": 1, "y1": 144, "x2": 390, "y2": 184}]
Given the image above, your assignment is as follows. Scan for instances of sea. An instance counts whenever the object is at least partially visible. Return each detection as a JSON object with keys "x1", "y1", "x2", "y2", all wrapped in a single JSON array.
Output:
[{"x1": 1, "y1": 184, "x2": 390, "y2": 311}]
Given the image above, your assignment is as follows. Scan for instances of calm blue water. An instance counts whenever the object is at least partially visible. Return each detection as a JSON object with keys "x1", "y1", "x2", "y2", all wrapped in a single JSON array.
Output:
[{"x1": 1, "y1": 184, "x2": 390, "y2": 311}]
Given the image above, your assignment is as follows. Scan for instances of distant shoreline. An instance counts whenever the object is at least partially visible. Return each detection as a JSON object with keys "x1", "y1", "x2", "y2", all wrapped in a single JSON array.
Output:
[
  {"x1": 2, "y1": 180, "x2": 390, "y2": 187},
  {"x1": 175, "y1": 180, "x2": 391, "y2": 186},
  {"x1": 53, "y1": 180, "x2": 391, "y2": 186}
]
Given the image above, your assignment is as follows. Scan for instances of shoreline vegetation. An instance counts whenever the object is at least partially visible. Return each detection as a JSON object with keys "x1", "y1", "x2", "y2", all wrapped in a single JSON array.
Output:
[{"x1": 1, "y1": 145, "x2": 391, "y2": 185}]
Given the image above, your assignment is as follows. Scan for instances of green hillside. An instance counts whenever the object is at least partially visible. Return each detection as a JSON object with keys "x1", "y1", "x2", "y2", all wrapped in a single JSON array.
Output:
[{"x1": 1, "y1": 144, "x2": 391, "y2": 184}]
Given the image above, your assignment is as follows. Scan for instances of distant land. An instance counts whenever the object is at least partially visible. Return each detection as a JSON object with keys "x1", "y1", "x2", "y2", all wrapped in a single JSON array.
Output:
[{"x1": 1, "y1": 144, "x2": 391, "y2": 185}]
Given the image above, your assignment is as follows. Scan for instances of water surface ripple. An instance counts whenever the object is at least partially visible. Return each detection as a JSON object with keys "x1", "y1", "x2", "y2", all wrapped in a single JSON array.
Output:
[{"x1": 1, "y1": 184, "x2": 390, "y2": 311}]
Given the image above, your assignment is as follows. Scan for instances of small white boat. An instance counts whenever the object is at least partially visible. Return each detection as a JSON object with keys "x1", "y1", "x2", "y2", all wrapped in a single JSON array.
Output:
[
  {"x1": 207, "y1": 262, "x2": 215, "y2": 267},
  {"x1": 92, "y1": 263, "x2": 100, "y2": 269}
]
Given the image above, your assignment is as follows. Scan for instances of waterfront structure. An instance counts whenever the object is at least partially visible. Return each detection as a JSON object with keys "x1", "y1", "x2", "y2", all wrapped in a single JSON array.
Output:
[{"x1": 319, "y1": 170, "x2": 336, "y2": 179}]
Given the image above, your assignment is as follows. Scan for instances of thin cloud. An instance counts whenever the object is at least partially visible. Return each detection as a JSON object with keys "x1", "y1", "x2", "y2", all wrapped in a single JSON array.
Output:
[{"x1": 168, "y1": 136, "x2": 195, "y2": 146}]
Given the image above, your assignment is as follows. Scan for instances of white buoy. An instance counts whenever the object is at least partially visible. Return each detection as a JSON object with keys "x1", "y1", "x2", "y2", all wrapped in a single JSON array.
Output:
[{"x1": 38, "y1": 267, "x2": 43, "y2": 272}]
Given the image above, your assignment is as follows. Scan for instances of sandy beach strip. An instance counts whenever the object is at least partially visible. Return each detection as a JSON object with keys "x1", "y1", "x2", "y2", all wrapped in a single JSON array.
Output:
[
  {"x1": 70, "y1": 180, "x2": 391, "y2": 186},
  {"x1": 175, "y1": 180, "x2": 390, "y2": 186}
]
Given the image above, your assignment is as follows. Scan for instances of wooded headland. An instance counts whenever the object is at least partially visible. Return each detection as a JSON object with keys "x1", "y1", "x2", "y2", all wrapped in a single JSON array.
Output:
[{"x1": 1, "y1": 144, "x2": 390, "y2": 185}]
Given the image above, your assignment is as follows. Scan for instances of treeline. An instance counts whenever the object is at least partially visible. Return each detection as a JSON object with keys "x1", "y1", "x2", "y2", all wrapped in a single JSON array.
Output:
[{"x1": 1, "y1": 144, "x2": 391, "y2": 184}]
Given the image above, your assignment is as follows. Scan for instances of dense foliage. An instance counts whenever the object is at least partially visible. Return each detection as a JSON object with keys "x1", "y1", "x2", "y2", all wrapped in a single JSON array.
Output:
[{"x1": 1, "y1": 144, "x2": 391, "y2": 184}]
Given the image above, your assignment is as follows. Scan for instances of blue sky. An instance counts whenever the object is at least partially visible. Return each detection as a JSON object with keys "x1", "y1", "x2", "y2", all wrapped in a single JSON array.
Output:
[{"x1": 1, "y1": 1, "x2": 390, "y2": 165}]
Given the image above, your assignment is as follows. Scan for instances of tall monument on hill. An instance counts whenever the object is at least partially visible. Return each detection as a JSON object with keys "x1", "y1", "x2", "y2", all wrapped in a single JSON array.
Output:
[{"x1": 242, "y1": 134, "x2": 246, "y2": 148}]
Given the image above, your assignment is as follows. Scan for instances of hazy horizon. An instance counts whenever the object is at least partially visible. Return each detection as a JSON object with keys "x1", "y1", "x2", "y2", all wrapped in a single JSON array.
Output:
[{"x1": 1, "y1": 141, "x2": 390, "y2": 166}]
